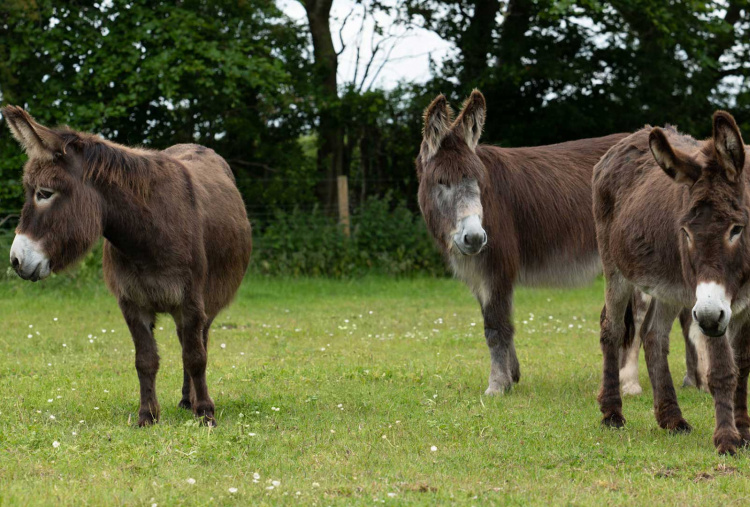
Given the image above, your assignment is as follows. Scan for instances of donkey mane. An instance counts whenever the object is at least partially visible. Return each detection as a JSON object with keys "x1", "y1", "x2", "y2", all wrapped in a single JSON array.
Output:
[{"x1": 59, "y1": 129, "x2": 167, "y2": 198}]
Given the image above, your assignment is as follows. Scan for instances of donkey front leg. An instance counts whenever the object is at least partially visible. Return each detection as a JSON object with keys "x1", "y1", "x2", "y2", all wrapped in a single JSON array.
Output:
[
  {"x1": 482, "y1": 289, "x2": 519, "y2": 395},
  {"x1": 641, "y1": 300, "x2": 691, "y2": 432},
  {"x1": 598, "y1": 273, "x2": 633, "y2": 428},
  {"x1": 120, "y1": 300, "x2": 160, "y2": 426},
  {"x1": 176, "y1": 304, "x2": 216, "y2": 426},
  {"x1": 705, "y1": 334, "x2": 740, "y2": 455}
]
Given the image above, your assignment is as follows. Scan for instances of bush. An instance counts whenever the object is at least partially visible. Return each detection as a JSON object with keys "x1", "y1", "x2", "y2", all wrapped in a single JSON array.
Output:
[{"x1": 251, "y1": 195, "x2": 446, "y2": 277}]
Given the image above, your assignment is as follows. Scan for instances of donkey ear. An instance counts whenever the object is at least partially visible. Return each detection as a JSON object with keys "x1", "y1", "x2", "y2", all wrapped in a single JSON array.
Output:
[
  {"x1": 421, "y1": 94, "x2": 453, "y2": 161},
  {"x1": 649, "y1": 127, "x2": 701, "y2": 185},
  {"x1": 2, "y1": 106, "x2": 64, "y2": 158},
  {"x1": 713, "y1": 111, "x2": 745, "y2": 182},
  {"x1": 452, "y1": 89, "x2": 486, "y2": 150}
]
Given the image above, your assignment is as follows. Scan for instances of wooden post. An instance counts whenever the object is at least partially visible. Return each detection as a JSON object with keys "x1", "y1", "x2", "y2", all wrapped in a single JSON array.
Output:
[{"x1": 337, "y1": 175, "x2": 350, "y2": 237}]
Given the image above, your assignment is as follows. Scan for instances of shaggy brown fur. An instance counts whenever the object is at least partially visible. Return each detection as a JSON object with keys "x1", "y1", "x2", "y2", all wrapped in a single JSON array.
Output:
[
  {"x1": 3, "y1": 106, "x2": 252, "y2": 426},
  {"x1": 593, "y1": 111, "x2": 750, "y2": 455},
  {"x1": 417, "y1": 90, "x2": 628, "y2": 394}
]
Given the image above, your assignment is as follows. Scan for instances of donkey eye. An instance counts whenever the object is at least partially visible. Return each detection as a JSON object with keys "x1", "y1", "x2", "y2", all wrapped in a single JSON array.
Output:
[
  {"x1": 730, "y1": 225, "x2": 744, "y2": 240},
  {"x1": 35, "y1": 188, "x2": 55, "y2": 201},
  {"x1": 682, "y1": 228, "x2": 691, "y2": 242}
]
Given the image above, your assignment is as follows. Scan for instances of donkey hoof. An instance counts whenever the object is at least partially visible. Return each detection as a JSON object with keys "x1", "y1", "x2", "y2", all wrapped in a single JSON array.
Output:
[
  {"x1": 484, "y1": 384, "x2": 511, "y2": 396},
  {"x1": 668, "y1": 419, "x2": 692, "y2": 434},
  {"x1": 196, "y1": 413, "x2": 217, "y2": 427},
  {"x1": 602, "y1": 412, "x2": 626, "y2": 429},
  {"x1": 737, "y1": 427, "x2": 750, "y2": 447},
  {"x1": 194, "y1": 402, "x2": 217, "y2": 426},
  {"x1": 137, "y1": 412, "x2": 159, "y2": 427},
  {"x1": 178, "y1": 399, "x2": 192, "y2": 410},
  {"x1": 681, "y1": 374, "x2": 697, "y2": 388},
  {"x1": 717, "y1": 442, "x2": 738, "y2": 456},
  {"x1": 714, "y1": 429, "x2": 741, "y2": 456},
  {"x1": 621, "y1": 382, "x2": 643, "y2": 396}
]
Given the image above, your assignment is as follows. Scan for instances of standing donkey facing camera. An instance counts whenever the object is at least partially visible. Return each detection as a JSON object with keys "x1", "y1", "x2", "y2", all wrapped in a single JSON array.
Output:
[{"x1": 3, "y1": 106, "x2": 252, "y2": 427}]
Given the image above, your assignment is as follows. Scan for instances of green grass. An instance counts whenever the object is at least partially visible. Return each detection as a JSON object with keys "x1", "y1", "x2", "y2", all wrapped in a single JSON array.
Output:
[{"x1": 0, "y1": 275, "x2": 749, "y2": 505}]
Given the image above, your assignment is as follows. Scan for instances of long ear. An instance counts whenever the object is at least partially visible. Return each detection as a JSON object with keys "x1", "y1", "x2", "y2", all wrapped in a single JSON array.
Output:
[
  {"x1": 649, "y1": 127, "x2": 701, "y2": 185},
  {"x1": 421, "y1": 94, "x2": 453, "y2": 161},
  {"x1": 452, "y1": 89, "x2": 485, "y2": 150},
  {"x1": 713, "y1": 110, "x2": 745, "y2": 182},
  {"x1": 2, "y1": 105, "x2": 64, "y2": 159}
]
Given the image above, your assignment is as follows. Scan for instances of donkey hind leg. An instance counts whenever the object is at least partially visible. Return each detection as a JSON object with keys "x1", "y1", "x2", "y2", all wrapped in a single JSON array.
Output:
[
  {"x1": 680, "y1": 309, "x2": 709, "y2": 391},
  {"x1": 120, "y1": 301, "x2": 160, "y2": 426},
  {"x1": 641, "y1": 300, "x2": 691, "y2": 433},
  {"x1": 175, "y1": 314, "x2": 215, "y2": 411},
  {"x1": 731, "y1": 320, "x2": 750, "y2": 446},
  {"x1": 620, "y1": 293, "x2": 649, "y2": 395},
  {"x1": 598, "y1": 273, "x2": 633, "y2": 428},
  {"x1": 482, "y1": 288, "x2": 518, "y2": 395},
  {"x1": 176, "y1": 325, "x2": 192, "y2": 410},
  {"x1": 177, "y1": 303, "x2": 216, "y2": 426}
]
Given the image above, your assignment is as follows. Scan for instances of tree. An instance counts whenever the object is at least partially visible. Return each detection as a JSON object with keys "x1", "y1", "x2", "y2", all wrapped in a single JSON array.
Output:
[
  {"x1": 300, "y1": 0, "x2": 344, "y2": 211},
  {"x1": 401, "y1": 0, "x2": 750, "y2": 145},
  {"x1": 0, "y1": 0, "x2": 316, "y2": 212}
]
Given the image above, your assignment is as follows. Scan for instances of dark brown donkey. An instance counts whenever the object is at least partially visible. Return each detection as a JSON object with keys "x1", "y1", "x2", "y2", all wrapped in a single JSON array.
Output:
[
  {"x1": 594, "y1": 111, "x2": 750, "y2": 454},
  {"x1": 417, "y1": 90, "x2": 629, "y2": 394},
  {"x1": 3, "y1": 106, "x2": 252, "y2": 426}
]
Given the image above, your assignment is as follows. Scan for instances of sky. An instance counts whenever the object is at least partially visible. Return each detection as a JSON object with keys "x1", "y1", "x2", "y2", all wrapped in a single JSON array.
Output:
[{"x1": 277, "y1": 0, "x2": 455, "y2": 90}]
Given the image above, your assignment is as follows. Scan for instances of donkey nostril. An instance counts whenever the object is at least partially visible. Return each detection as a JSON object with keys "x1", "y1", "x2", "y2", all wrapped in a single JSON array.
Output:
[
  {"x1": 11, "y1": 256, "x2": 19, "y2": 269},
  {"x1": 482, "y1": 232, "x2": 487, "y2": 243},
  {"x1": 719, "y1": 310, "x2": 725, "y2": 321},
  {"x1": 464, "y1": 234, "x2": 469, "y2": 245},
  {"x1": 693, "y1": 310, "x2": 698, "y2": 321}
]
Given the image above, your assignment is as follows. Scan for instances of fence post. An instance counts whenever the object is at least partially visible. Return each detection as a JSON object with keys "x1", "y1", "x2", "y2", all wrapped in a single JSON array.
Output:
[{"x1": 337, "y1": 175, "x2": 350, "y2": 237}]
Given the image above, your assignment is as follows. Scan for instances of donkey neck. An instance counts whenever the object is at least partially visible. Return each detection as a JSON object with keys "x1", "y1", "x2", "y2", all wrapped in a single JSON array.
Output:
[{"x1": 89, "y1": 143, "x2": 193, "y2": 262}]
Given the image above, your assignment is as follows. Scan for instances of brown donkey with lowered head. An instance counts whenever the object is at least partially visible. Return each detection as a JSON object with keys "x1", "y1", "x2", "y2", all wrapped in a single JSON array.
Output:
[
  {"x1": 3, "y1": 106, "x2": 252, "y2": 426},
  {"x1": 417, "y1": 90, "x2": 628, "y2": 394},
  {"x1": 594, "y1": 111, "x2": 750, "y2": 454}
]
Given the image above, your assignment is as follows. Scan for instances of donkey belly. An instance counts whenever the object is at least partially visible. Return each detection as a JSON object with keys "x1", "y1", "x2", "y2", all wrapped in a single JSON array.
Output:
[{"x1": 518, "y1": 250, "x2": 601, "y2": 288}]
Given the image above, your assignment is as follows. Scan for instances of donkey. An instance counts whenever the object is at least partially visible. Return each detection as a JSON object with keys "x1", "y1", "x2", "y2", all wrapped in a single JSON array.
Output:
[
  {"x1": 3, "y1": 106, "x2": 252, "y2": 427},
  {"x1": 417, "y1": 90, "x2": 633, "y2": 394},
  {"x1": 594, "y1": 111, "x2": 750, "y2": 454}
]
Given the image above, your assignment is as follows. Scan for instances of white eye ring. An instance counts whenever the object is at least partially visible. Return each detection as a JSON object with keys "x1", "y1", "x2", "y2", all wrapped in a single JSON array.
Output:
[{"x1": 34, "y1": 187, "x2": 56, "y2": 205}]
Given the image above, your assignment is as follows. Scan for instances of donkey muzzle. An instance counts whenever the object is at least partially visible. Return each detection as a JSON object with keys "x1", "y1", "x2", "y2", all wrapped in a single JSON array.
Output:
[
  {"x1": 453, "y1": 214, "x2": 487, "y2": 256},
  {"x1": 693, "y1": 282, "x2": 731, "y2": 338},
  {"x1": 10, "y1": 233, "x2": 51, "y2": 282}
]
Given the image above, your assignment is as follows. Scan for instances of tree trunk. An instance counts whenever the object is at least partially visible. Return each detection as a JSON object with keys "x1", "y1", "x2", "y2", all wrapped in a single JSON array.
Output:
[
  {"x1": 302, "y1": 0, "x2": 344, "y2": 211},
  {"x1": 459, "y1": 0, "x2": 502, "y2": 87}
]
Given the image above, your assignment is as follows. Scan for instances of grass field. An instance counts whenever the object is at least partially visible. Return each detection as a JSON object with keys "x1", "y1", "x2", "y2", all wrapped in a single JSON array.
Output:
[{"x1": 0, "y1": 274, "x2": 749, "y2": 505}]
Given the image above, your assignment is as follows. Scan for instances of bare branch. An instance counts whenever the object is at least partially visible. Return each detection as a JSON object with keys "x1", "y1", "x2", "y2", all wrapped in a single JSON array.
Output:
[
  {"x1": 336, "y1": 6, "x2": 357, "y2": 56},
  {"x1": 351, "y1": 4, "x2": 368, "y2": 87},
  {"x1": 365, "y1": 33, "x2": 408, "y2": 91}
]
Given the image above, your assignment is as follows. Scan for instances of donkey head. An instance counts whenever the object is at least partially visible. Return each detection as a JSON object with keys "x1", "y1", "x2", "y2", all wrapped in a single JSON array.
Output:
[
  {"x1": 3, "y1": 106, "x2": 103, "y2": 281},
  {"x1": 649, "y1": 111, "x2": 749, "y2": 337},
  {"x1": 417, "y1": 90, "x2": 489, "y2": 256}
]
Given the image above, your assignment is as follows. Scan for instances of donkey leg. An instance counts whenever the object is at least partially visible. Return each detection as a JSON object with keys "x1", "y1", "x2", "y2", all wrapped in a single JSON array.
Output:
[
  {"x1": 680, "y1": 308, "x2": 700, "y2": 388},
  {"x1": 620, "y1": 293, "x2": 648, "y2": 395},
  {"x1": 705, "y1": 334, "x2": 740, "y2": 455},
  {"x1": 120, "y1": 300, "x2": 160, "y2": 427},
  {"x1": 598, "y1": 273, "x2": 632, "y2": 428},
  {"x1": 178, "y1": 303, "x2": 215, "y2": 426},
  {"x1": 482, "y1": 288, "x2": 517, "y2": 395},
  {"x1": 172, "y1": 321, "x2": 193, "y2": 410},
  {"x1": 731, "y1": 320, "x2": 750, "y2": 445},
  {"x1": 642, "y1": 301, "x2": 691, "y2": 432}
]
